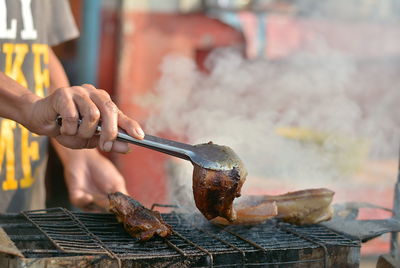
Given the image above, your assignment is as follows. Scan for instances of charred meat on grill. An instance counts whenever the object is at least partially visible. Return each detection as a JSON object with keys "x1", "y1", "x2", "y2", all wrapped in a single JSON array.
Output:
[
  {"x1": 212, "y1": 188, "x2": 334, "y2": 225},
  {"x1": 192, "y1": 164, "x2": 247, "y2": 222},
  {"x1": 108, "y1": 192, "x2": 172, "y2": 241}
]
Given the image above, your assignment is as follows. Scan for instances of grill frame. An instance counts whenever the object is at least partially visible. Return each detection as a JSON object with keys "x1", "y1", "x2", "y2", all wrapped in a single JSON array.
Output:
[{"x1": 0, "y1": 207, "x2": 361, "y2": 268}]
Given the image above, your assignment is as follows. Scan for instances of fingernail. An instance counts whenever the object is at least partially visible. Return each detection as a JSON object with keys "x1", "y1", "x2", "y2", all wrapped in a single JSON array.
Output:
[
  {"x1": 121, "y1": 146, "x2": 132, "y2": 154},
  {"x1": 136, "y1": 127, "x2": 145, "y2": 138},
  {"x1": 103, "y1": 141, "x2": 113, "y2": 152}
]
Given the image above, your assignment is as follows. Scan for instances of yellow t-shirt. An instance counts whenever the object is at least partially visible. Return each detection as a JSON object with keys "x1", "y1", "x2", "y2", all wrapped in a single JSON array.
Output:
[{"x1": 0, "y1": 0, "x2": 79, "y2": 212}]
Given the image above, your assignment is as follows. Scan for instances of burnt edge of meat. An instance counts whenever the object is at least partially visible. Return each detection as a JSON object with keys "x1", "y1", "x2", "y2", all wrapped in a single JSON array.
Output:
[{"x1": 230, "y1": 167, "x2": 242, "y2": 183}]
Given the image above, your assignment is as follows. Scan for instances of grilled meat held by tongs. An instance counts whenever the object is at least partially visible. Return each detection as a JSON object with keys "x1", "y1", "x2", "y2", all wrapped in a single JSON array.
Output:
[
  {"x1": 192, "y1": 163, "x2": 247, "y2": 222},
  {"x1": 108, "y1": 192, "x2": 172, "y2": 241},
  {"x1": 58, "y1": 116, "x2": 248, "y2": 223}
]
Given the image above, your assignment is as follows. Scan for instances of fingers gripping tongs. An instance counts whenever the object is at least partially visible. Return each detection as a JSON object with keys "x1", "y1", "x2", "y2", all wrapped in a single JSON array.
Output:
[{"x1": 56, "y1": 116, "x2": 243, "y2": 171}]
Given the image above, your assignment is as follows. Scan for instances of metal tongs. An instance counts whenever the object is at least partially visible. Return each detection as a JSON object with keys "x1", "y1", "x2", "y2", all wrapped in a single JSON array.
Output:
[{"x1": 56, "y1": 116, "x2": 244, "y2": 171}]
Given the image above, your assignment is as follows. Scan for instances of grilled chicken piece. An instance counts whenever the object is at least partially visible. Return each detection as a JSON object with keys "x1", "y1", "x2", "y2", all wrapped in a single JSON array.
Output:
[
  {"x1": 108, "y1": 192, "x2": 172, "y2": 241},
  {"x1": 192, "y1": 164, "x2": 247, "y2": 222},
  {"x1": 212, "y1": 188, "x2": 334, "y2": 225}
]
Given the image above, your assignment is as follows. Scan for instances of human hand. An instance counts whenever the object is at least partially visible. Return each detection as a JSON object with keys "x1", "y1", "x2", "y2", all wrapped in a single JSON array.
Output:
[
  {"x1": 25, "y1": 84, "x2": 144, "y2": 153},
  {"x1": 62, "y1": 149, "x2": 128, "y2": 211}
]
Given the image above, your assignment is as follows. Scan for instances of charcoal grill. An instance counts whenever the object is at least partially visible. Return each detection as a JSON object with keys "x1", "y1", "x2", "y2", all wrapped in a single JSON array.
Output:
[{"x1": 0, "y1": 207, "x2": 359, "y2": 268}]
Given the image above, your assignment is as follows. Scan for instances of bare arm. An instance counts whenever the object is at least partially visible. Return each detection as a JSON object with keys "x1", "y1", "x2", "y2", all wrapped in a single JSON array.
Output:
[
  {"x1": 1, "y1": 45, "x2": 144, "y2": 152},
  {"x1": 0, "y1": 72, "x2": 40, "y2": 128}
]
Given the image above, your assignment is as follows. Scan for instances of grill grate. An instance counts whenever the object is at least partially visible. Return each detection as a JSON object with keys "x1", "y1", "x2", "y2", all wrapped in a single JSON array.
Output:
[
  {"x1": 21, "y1": 208, "x2": 122, "y2": 267},
  {"x1": 0, "y1": 208, "x2": 361, "y2": 267}
]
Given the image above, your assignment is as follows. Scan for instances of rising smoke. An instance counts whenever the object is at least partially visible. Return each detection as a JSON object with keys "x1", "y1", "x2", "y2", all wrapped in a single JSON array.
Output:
[{"x1": 140, "y1": 2, "x2": 400, "y2": 204}]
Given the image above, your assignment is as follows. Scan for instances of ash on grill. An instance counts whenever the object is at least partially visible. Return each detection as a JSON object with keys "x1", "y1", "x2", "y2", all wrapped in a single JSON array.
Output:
[{"x1": 0, "y1": 207, "x2": 360, "y2": 268}]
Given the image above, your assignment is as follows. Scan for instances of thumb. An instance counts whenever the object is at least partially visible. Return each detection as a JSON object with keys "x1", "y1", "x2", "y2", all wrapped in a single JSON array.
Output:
[
  {"x1": 91, "y1": 193, "x2": 110, "y2": 210},
  {"x1": 118, "y1": 112, "x2": 145, "y2": 140},
  {"x1": 69, "y1": 190, "x2": 94, "y2": 209}
]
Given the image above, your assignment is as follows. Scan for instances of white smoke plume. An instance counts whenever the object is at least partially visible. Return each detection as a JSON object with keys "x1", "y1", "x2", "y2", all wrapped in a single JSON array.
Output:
[{"x1": 139, "y1": 3, "x2": 400, "y2": 206}]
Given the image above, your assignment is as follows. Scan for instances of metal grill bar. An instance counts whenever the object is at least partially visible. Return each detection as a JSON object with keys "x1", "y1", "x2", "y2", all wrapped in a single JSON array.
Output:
[
  {"x1": 151, "y1": 203, "x2": 179, "y2": 211},
  {"x1": 170, "y1": 229, "x2": 214, "y2": 267},
  {"x1": 170, "y1": 212, "x2": 248, "y2": 267},
  {"x1": 220, "y1": 227, "x2": 268, "y2": 253},
  {"x1": 6, "y1": 209, "x2": 361, "y2": 267},
  {"x1": 276, "y1": 223, "x2": 328, "y2": 268},
  {"x1": 21, "y1": 208, "x2": 122, "y2": 268},
  {"x1": 75, "y1": 212, "x2": 202, "y2": 262},
  {"x1": 390, "y1": 145, "x2": 400, "y2": 259},
  {"x1": 180, "y1": 221, "x2": 329, "y2": 267},
  {"x1": 194, "y1": 227, "x2": 246, "y2": 267},
  {"x1": 162, "y1": 236, "x2": 187, "y2": 256},
  {"x1": 282, "y1": 224, "x2": 360, "y2": 247},
  {"x1": 192, "y1": 220, "x2": 325, "y2": 266}
]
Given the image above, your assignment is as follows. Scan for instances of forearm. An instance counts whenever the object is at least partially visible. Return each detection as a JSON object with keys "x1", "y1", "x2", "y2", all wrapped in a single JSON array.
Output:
[{"x1": 0, "y1": 72, "x2": 40, "y2": 127}]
